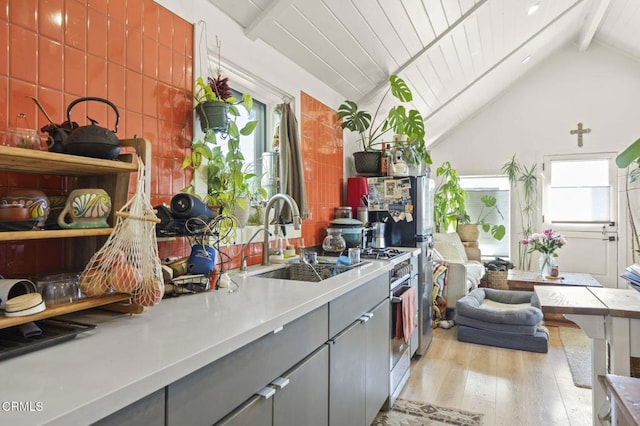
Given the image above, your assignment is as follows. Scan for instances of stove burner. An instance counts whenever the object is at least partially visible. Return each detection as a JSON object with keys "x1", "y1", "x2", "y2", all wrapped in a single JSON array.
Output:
[{"x1": 360, "y1": 248, "x2": 403, "y2": 260}]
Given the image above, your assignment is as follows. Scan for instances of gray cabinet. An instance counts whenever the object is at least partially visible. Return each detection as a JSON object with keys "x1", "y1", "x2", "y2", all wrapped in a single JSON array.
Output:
[
  {"x1": 218, "y1": 344, "x2": 329, "y2": 426},
  {"x1": 167, "y1": 304, "x2": 328, "y2": 426},
  {"x1": 328, "y1": 274, "x2": 390, "y2": 426},
  {"x1": 92, "y1": 388, "x2": 165, "y2": 426},
  {"x1": 365, "y1": 299, "x2": 390, "y2": 424}
]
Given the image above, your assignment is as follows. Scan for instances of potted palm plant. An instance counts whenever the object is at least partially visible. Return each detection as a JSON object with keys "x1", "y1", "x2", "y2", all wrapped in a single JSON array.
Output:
[{"x1": 337, "y1": 75, "x2": 430, "y2": 174}]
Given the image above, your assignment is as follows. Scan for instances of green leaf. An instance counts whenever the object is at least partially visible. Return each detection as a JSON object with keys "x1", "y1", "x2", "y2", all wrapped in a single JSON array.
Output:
[
  {"x1": 337, "y1": 101, "x2": 371, "y2": 133},
  {"x1": 240, "y1": 120, "x2": 258, "y2": 136},
  {"x1": 242, "y1": 94, "x2": 253, "y2": 112},
  {"x1": 228, "y1": 121, "x2": 240, "y2": 138},
  {"x1": 227, "y1": 104, "x2": 240, "y2": 117},
  {"x1": 387, "y1": 105, "x2": 406, "y2": 133},
  {"x1": 491, "y1": 225, "x2": 506, "y2": 241},
  {"x1": 480, "y1": 195, "x2": 497, "y2": 208},
  {"x1": 389, "y1": 75, "x2": 412, "y2": 102},
  {"x1": 616, "y1": 137, "x2": 640, "y2": 168}
]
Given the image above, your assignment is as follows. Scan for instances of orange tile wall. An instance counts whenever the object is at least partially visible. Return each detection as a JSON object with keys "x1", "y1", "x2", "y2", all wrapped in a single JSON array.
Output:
[
  {"x1": 0, "y1": 1, "x2": 344, "y2": 280},
  {"x1": 0, "y1": 0, "x2": 193, "y2": 277},
  {"x1": 300, "y1": 91, "x2": 344, "y2": 246}
]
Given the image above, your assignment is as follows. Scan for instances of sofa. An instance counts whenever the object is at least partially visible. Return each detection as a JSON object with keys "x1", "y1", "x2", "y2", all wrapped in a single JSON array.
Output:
[{"x1": 432, "y1": 232, "x2": 485, "y2": 309}]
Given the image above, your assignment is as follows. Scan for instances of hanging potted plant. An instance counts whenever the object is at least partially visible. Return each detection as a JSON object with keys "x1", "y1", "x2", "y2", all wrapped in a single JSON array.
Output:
[
  {"x1": 193, "y1": 38, "x2": 238, "y2": 133},
  {"x1": 337, "y1": 75, "x2": 430, "y2": 174}
]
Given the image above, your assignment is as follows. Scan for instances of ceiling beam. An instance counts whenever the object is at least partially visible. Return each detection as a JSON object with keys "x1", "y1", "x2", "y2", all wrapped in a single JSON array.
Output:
[
  {"x1": 578, "y1": 0, "x2": 612, "y2": 51},
  {"x1": 245, "y1": 0, "x2": 294, "y2": 41},
  {"x1": 356, "y1": 0, "x2": 490, "y2": 105}
]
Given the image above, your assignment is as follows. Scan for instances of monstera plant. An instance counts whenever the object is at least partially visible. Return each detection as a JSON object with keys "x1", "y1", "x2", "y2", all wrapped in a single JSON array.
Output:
[{"x1": 337, "y1": 75, "x2": 431, "y2": 173}]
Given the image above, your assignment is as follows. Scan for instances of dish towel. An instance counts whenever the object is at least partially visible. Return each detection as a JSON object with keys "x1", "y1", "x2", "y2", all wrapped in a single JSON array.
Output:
[{"x1": 401, "y1": 287, "x2": 417, "y2": 344}]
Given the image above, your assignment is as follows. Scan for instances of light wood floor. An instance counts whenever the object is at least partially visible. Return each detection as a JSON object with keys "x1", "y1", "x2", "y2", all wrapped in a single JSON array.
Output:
[{"x1": 400, "y1": 325, "x2": 592, "y2": 426}]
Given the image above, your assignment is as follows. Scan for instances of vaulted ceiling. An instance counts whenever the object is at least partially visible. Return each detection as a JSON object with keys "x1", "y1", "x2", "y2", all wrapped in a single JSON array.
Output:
[{"x1": 207, "y1": 0, "x2": 639, "y2": 146}]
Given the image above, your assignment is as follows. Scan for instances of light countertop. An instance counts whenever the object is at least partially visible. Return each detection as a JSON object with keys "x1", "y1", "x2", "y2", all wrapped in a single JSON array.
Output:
[{"x1": 0, "y1": 260, "x2": 393, "y2": 425}]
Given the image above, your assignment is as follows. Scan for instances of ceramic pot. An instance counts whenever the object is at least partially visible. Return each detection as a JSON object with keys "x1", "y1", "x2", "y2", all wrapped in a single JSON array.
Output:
[
  {"x1": 57, "y1": 189, "x2": 112, "y2": 229},
  {"x1": 1, "y1": 189, "x2": 49, "y2": 228}
]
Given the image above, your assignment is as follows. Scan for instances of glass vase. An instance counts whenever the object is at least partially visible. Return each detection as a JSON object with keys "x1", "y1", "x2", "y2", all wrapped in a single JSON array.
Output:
[{"x1": 539, "y1": 253, "x2": 552, "y2": 277}]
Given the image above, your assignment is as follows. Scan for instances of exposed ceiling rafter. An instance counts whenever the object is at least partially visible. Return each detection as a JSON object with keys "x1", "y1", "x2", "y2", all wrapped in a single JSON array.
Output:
[
  {"x1": 578, "y1": 0, "x2": 612, "y2": 51},
  {"x1": 245, "y1": 0, "x2": 294, "y2": 41},
  {"x1": 356, "y1": 0, "x2": 490, "y2": 105}
]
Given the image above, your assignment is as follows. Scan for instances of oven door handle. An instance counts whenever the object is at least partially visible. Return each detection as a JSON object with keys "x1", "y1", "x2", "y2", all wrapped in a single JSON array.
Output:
[{"x1": 390, "y1": 273, "x2": 411, "y2": 290}]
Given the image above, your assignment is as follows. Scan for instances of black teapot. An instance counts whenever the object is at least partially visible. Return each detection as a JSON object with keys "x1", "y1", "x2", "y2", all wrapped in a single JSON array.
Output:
[{"x1": 63, "y1": 97, "x2": 121, "y2": 160}]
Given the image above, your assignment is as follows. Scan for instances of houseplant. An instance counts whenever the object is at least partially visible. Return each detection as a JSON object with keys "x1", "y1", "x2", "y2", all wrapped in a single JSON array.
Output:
[
  {"x1": 502, "y1": 154, "x2": 539, "y2": 270},
  {"x1": 616, "y1": 141, "x2": 640, "y2": 261},
  {"x1": 456, "y1": 195, "x2": 506, "y2": 241},
  {"x1": 433, "y1": 161, "x2": 466, "y2": 233},
  {"x1": 337, "y1": 75, "x2": 430, "y2": 173},
  {"x1": 182, "y1": 93, "x2": 265, "y2": 227}
]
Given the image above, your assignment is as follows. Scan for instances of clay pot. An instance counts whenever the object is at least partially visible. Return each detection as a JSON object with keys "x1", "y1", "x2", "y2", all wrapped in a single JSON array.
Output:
[{"x1": 1, "y1": 190, "x2": 49, "y2": 228}]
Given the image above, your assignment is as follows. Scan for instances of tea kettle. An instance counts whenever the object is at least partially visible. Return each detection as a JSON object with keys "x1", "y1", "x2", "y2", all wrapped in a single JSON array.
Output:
[{"x1": 63, "y1": 97, "x2": 121, "y2": 159}]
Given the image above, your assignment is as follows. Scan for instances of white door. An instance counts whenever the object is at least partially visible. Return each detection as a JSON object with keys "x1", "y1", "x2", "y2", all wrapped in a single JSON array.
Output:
[{"x1": 542, "y1": 154, "x2": 618, "y2": 287}]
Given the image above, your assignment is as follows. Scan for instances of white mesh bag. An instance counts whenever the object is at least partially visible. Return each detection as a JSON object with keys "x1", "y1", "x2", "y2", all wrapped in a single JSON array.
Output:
[{"x1": 79, "y1": 156, "x2": 164, "y2": 307}]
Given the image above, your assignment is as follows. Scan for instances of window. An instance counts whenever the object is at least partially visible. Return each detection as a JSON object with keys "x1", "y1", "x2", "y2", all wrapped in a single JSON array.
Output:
[
  {"x1": 459, "y1": 176, "x2": 510, "y2": 258},
  {"x1": 546, "y1": 158, "x2": 611, "y2": 223}
]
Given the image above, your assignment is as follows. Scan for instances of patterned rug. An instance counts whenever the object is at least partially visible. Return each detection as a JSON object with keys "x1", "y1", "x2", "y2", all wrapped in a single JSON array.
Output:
[{"x1": 373, "y1": 399, "x2": 484, "y2": 425}]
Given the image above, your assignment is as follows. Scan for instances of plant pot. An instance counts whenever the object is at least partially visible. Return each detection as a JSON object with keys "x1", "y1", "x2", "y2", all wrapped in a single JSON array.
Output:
[
  {"x1": 195, "y1": 101, "x2": 229, "y2": 133},
  {"x1": 457, "y1": 224, "x2": 479, "y2": 242},
  {"x1": 353, "y1": 151, "x2": 381, "y2": 175}
]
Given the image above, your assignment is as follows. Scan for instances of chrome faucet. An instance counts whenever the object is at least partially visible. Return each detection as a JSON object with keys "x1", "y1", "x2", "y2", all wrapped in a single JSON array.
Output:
[
  {"x1": 240, "y1": 227, "x2": 271, "y2": 271},
  {"x1": 263, "y1": 194, "x2": 302, "y2": 265}
]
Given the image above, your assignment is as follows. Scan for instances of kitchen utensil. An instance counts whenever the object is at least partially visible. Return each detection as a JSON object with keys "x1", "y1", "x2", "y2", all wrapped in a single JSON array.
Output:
[
  {"x1": 357, "y1": 206, "x2": 368, "y2": 224},
  {"x1": 329, "y1": 226, "x2": 362, "y2": 248},
  {"x1": 1, "y1": 113, "x2": 54, "y2": 150},
  {"x1": 37, "y1": 273, "x2": 82, "y2": 305},
  {"x1": 372, "y1": 222, "x2": 386, "y2": 248},
  {"x1": 348, "y1": 247, "x2": 361, "y2": 264},
  {"x1": 322, "y1": 228, "x2": 347, "y2": 252},
  {"x1": 328, "y1": 217, "x2": 363, "y2": 228},
  {"x1": 64, "y1": 97, "x2": 122, "y2": 159},
  {"x1": 346, "y1": 176, "x2": 369, "y2": 218},
  {"x1": 57, "y1": 188, "x2": 112, "y2": 229},
  {"x1": 30, "y1": 96, "x2": 76, "y2": 153},
  {"x1": 334, "y1": 206, "x2": 353, "y2": 219}
]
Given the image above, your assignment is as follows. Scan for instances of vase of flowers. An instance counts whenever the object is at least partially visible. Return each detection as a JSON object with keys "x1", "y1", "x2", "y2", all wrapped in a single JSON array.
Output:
[{"x1": 522, "y1": 229, "x2": 567, "y2": 277}]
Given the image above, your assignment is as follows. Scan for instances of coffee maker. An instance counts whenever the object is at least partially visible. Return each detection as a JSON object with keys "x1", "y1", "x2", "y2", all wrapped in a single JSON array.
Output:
[{"x1": 371, "y1": 222, "x2": 386, "y2": 248}]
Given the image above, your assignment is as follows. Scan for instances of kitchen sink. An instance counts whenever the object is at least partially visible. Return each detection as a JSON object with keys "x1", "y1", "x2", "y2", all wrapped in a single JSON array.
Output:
[{"x1": 252, "y1": 261, "x2": 362, "y2": 282}]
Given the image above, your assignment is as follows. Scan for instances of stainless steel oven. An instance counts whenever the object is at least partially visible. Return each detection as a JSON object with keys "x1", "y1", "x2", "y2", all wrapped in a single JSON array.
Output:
[{"x1": 388, "y1": 259, "x2": 413, "y2": 408}]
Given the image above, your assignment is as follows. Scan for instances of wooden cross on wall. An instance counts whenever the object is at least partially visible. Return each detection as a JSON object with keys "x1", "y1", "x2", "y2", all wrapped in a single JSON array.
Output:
[{"x1": 570, "y1": 122, "x2": 591, "y2": 147}]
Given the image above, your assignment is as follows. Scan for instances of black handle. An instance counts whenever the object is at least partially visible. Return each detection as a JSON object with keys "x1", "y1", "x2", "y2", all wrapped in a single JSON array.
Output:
[{"x1": 66, "y1": 97, "x2": 120, "y2": 133}]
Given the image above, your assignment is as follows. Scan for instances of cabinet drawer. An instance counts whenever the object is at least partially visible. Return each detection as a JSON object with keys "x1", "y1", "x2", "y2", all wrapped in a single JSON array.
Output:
[
  {"x1": 92, "y1": 388, "x2": 164, "y2": 426},
  {"x1": 166, "y1": 304, "x2": 328, "y2": 426},
  {"x1": 329, "y1": 273, "x2": 388, "y2": 337}
]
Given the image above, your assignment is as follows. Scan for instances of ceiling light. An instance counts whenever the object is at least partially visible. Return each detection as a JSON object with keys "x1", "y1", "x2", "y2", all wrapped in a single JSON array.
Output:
[
  {"x1": 527, "y1": 3, "x2": 540, "y2": 15},
  {"x1": 521, "y1": 56, "x2": 531, "y2": 64}
]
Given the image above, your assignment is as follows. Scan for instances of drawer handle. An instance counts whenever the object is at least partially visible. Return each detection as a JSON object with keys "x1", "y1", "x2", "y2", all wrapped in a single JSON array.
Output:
[
  {"x1": 358, "y1": 315, "x2": 370, "y2": 323},
  {"x1": 271, "y1": 377, "x2": 290, "y2": 389},
  {"x1": 256, "y1": 386, "x2": 276, "y2": 399},
  {"x1": 273, "y1": 326, "x2": 284, "y2": 334},
  {"x1": 362, "y1": 312, "x2": 374, "y2": 319}
]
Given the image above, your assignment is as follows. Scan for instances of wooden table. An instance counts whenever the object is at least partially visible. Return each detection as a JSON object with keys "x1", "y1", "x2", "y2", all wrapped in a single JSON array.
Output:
[
  {"x1": 507, "y1": 270, "x2": 603, "y2": 291},
  {"x1": 599, "y1": 374, "x2": 640, "y2": 425},
  {"x1": 535, "y1": 285, "x2": 640, "y2": 426},
  {"x1": 534, "y1": 285, "x2": 608, "y2": 426},
  {"x1": 508, "y1": 270, "x2": 603, "y2": 326}
]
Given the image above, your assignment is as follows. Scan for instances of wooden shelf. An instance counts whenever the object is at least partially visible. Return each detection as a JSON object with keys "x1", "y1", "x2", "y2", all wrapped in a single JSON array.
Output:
[
  {"x1": 0, "y1": 228, "x2": 113, "y2": 242},
  {"x1": 0, "y1": 145, "x2": 138, "y2": 175},
  {"x1": 0, "y1": 293, "x2": 133, "y2": 329}
]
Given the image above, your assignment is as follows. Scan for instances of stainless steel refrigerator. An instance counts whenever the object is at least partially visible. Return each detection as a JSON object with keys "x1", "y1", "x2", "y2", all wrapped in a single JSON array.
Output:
[{"x1": 367, "y1": 175, "x2": 435, "y2": 356}]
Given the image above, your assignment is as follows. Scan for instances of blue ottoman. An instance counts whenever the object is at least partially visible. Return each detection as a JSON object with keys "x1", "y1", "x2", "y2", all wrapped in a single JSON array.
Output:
[{"x1": 455, "y1": 288, "x2": 549, "y2": 353}]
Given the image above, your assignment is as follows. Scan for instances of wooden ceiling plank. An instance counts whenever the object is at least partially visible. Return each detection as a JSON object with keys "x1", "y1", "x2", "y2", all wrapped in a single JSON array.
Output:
[
  {"x1": 244, "y1": 0, "x2": 294, "y2": 41},
  {"x1": 357, "y1": 0, "x2": 489, "y2": 105},
  {"x1": 578, "y1": 0, "x2": 613, "y2": 51}
]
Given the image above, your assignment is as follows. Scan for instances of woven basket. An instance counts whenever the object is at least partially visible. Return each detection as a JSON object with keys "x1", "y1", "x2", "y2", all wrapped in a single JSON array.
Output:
[{"x1": 486, "y1": 270, "x2": 508, "y2": 290}]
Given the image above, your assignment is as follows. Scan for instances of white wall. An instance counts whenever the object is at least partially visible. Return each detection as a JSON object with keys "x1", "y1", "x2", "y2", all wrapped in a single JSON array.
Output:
[{"x1": 430, "y1": 41, "x2": 640, "y2": 273}]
